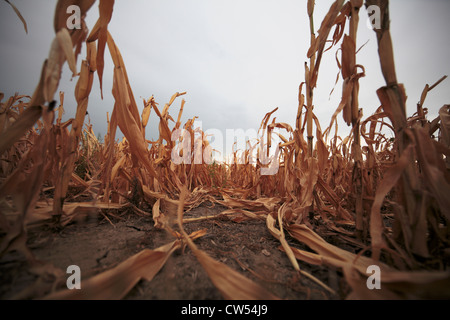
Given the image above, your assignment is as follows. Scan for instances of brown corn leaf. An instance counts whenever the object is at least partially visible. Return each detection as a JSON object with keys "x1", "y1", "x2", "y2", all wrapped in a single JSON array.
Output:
[
  {"x1": 367, "y1": 0, "x2": 397, "y2": 85},
  {"x1": 0, "y1": 107, "x2": 53, "y2": 260},
  {"x1": 298, "y1": 157, "x2": 319, "y2": 210},
  {"x1": 266, "y1": 206, "x2": 300, "y2": 272},
  {"x1": 141, "y1": 97, "x2": 153, "y2": 128},
  {"x1": 287, "y1": 223, "x2": 391, "y2": 275},
  {"x1": 52, "y1": 55, "x2": 94, "y2": 220},
  {"x1": 0, "y1": 105, "x2": 42, "y2": 155},
  {"x1": 44, "y1": 28, "x2": 77, "y2": 102},
  {"x1": 25, "y1": 202, "x2": 127, "y2": 228},
  {"x1": 107, "y1": 31, "x2": 145, "y2": 128},
  {"x1": 189, "y1": 245, "x2": 280, "y2": 300},
  {"x1": 343, "y1": 265, "x2": 450, "y2": 299},
  {"x1": 175, "y1": 99, "x2": 186, "y2": 129},
  {"x1": 54, "y1": 0, "x2": 95, "y2": 32},
  {"x1": 316, "y1": 176, "x2": 353, "y2": 220},
  {"x1": 308, "y1": 0, "x2": 345, "y2": 88},
  {"x1": 27, "y1": 58, "x2": 49, "y2": 109},
  {"x1": 281, "y1": 223, "x2": 450, "y2": 299},
  {"x1": 341, "y1": 35, "x2": 355, "y2": 80},
  {"x1": 217, "y1": 194, "x2": 281, "y2": 212},
  {"x1": 86, "y1": 41, "x2": 97, "y2": 71},
  {"x1": 56, "y1": 0, "x2": 94, "y2": 61},
  {"x1": 152, "y1": 198, "x2": 168, "y2": 229},
  {"x1": 110, "y1": 154, "x2": 126, "y2": 182},
  {"x1": 56, "y1": 91, "x2": 65, "y2": 123},
  {"x1": 56, "y1": 27, "x2": 77, "y2": 76},
  {"x1": 327, "y1": 77, "x2": 354, "y2": 132},
  {"x1": 94, "y1": 0, "x2": 115, "y2": 98},
  {"x1": 221, "y1": 208, "x2": 267, "y2": 222},
  {"x1": 74, "y1": 58, "x2": 94, "y2": 108}
]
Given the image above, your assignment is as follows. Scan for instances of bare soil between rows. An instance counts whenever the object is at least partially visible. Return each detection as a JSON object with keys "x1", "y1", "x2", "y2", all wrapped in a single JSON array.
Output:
[{"x1": 0, "y1": 203, "x2": 352, "y2": 300}]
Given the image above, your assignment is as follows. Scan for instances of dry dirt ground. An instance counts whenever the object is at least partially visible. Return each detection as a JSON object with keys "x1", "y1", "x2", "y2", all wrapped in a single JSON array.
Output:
[{"x1": 0, "y1": 202, "x2": 353, "y2": 300}]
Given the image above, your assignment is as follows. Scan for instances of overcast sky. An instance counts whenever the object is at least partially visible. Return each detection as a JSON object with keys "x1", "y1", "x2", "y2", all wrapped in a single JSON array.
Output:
[{"x1": 1, "y1": 0, "x2": 449, "y2": 154}]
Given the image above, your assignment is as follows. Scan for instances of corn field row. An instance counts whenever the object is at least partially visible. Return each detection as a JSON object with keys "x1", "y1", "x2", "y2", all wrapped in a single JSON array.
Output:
[{"x1": 1, "y1": 0, "x2": 449, "y2": 299}]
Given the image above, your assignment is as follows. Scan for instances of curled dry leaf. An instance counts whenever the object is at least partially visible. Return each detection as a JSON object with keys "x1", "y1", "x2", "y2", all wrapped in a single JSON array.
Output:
[{"x1": 4, "y1": 0, "x2": 27, "y2": 34}]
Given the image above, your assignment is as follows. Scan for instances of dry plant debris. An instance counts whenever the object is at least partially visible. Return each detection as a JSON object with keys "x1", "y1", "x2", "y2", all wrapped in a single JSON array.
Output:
[{"x1": 1, "y1": 0, "x2": 449, "y2": 300}]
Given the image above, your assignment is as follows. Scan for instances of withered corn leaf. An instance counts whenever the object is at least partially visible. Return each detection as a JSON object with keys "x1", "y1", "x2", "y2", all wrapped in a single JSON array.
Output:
[{"x1": 43, "y1": 241, "x2": 181, "y2": 300}]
